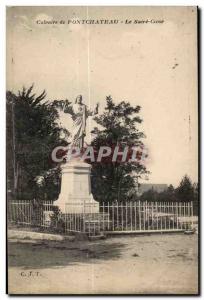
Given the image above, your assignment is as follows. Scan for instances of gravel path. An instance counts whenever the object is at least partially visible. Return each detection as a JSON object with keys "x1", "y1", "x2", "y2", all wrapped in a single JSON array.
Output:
[{"x1": 8, "y1": 233, "x2": 198, "y2": 294}]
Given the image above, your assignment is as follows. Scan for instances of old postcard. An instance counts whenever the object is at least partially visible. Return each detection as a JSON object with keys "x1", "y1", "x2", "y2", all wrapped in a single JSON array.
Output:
[{"x1": 7, "y1": 6, "x2": 199, "y2": 295}]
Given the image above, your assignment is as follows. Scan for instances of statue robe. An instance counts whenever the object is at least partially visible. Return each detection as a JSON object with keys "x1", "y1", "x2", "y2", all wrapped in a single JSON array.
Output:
[{"x1": 64, "y1": 103, "x2": 95, "y2": 149}]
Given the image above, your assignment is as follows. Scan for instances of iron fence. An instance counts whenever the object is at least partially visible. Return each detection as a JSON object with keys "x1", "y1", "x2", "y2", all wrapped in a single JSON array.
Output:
[
  {"x1": 8, "y1": 200, "x2": 195, "y2": 236},
  {"x1": 100, "y1": 201, "x2": 194, "y2": 233}
]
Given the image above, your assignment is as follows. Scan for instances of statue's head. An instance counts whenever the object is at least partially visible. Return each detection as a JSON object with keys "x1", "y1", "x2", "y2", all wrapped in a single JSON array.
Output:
[{"x1": 75, "y1": 95, "x2": 83, "y2": 104}]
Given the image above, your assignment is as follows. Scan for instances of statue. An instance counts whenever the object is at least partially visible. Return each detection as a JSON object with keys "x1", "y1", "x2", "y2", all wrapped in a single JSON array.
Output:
[
  {"x1": 54, "y1": 95, "x2": 100, "y2": 214},
  {"x1": 59, "y1": 95, "x2": 99, "y2": 149}
]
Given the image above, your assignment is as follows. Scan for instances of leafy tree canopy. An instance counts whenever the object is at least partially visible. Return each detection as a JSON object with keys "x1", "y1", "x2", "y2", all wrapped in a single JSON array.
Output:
[
  {"x1": 90, "y1": 96, "x2": 149, "y2": 203},
  {"x1": 7, "y1": 85, "x2": 68, "y2": 200}
]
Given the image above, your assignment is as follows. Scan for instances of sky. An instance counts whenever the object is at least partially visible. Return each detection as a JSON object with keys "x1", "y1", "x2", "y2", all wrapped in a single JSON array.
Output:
[{"x1": 6, "y1": 6, "x2": 198, "y2": 186}]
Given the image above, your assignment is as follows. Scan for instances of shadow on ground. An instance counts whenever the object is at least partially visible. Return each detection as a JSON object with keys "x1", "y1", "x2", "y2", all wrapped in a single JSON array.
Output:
[{"x1": 8, "y1": 239, "x2": 125, "y2": 269}]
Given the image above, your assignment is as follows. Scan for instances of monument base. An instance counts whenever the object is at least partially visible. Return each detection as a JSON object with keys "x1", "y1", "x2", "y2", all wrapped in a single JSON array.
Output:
[{"x1": 55, "y1": 160, "x2": 99, "y2": 214}]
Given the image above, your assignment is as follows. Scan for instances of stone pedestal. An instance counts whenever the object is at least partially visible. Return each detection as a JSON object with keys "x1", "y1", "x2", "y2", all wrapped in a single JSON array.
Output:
[{"x1": 55, "y1": 160, "x2": 99, "y2": 214}]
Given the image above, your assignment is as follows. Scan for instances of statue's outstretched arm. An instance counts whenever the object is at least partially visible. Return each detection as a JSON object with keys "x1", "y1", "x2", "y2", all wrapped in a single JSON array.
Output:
[
  {"x1": 52, "y1": 99, "x2": 73, "y2": 115},
  {"x1": 63, "y1": 100, "x2": 74, "y2": 115},
  {"x1": 87, "y1": 103, "x2": 99, "y2": 116}
]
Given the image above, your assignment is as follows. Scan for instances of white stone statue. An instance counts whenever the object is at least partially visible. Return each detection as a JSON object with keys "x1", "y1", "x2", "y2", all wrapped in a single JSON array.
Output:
[
  {"x1": 61, "y1": 95, "x2": 99, "y2": 149},
  {"x1": 55, "y1": 95, "x2": 100, "y2": 214}
]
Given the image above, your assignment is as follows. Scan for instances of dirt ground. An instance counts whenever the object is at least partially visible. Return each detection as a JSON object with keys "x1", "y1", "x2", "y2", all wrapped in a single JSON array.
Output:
[{"x1": 8, "y1": 233, "x2": 198, "y2": 295}]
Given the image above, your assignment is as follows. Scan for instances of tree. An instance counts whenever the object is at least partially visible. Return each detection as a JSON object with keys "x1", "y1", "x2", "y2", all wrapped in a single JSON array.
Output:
[
  {"x1": 155, "y1": 184, "x2": 178, "y2": 202},
  {"x1": 6, "y1": 85, "x2": 68, "y2": 200},
  {"x1": 192, "y1": 182, "x2": 199, "y2": 215},
  {"x1": 140, "y1": 188, "x2": 159, "y2": 202},
  {"x1": 175, "y1": 175, "x2": 194, "y2": 202},
  {"x1": 90, "y1": 96, "x2": 149, "y2": 203}
]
